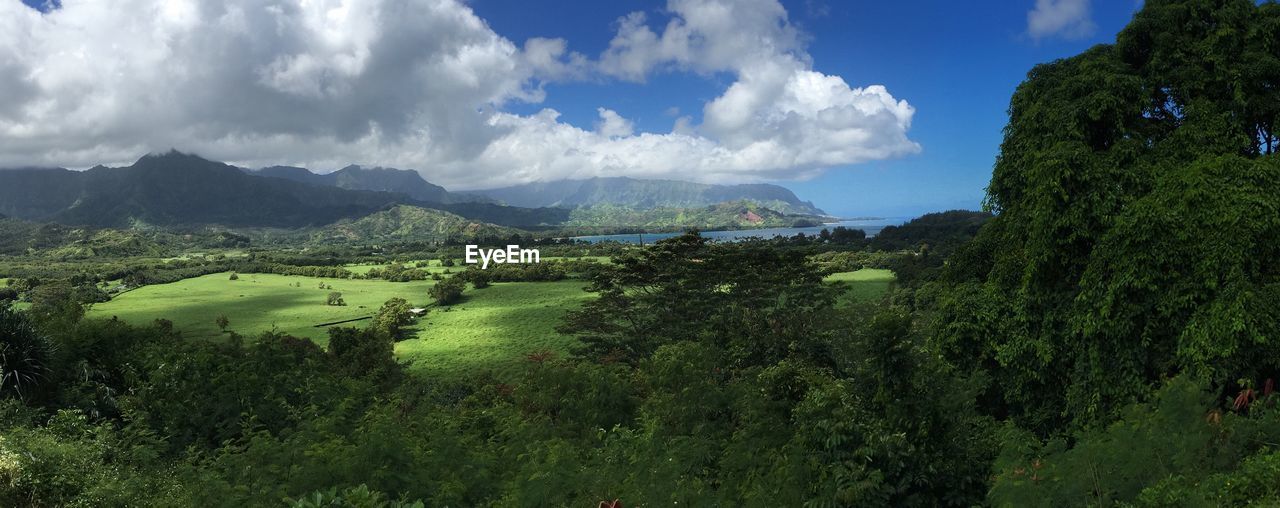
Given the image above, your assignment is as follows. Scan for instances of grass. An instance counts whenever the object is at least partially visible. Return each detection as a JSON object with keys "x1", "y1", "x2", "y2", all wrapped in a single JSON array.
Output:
[
  {"x1": 81, "y1": 265, "x2": 891, "y2": 381},
  {"x1": 85, "y1": 271, "x2": 593, "y2": 379},
  {"x1": 396, "y1": 280, "x2": 593, "y2": 378},
  {"x1": 825, "y1": 268, "x2": 895, "y2": 305},
  {"x1": 88, "y1": 272, "x2": 436, "y2": 345}
]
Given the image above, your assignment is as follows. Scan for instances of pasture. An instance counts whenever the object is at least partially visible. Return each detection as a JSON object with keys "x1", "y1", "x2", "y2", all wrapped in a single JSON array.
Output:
[
  {"x1": 396, "y1": 280, "x2": 593, "y2": 378},
  {"x1": 83, "y1": 266, "x2": 891, "y2": 380},
  {"x1": 89, "y1": 272, "x2": 436, "y2": 345},
  {"x1": 825, "y1": 268, "x2": 895, "y2": 305}
]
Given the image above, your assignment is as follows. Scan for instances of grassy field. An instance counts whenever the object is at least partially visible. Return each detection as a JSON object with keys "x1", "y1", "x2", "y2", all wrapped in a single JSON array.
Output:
[
  {"x1": 396, "y1": 280, "x2": 593, "y2": 378},
  {"x1": 82, "y1": 266, "x2": 891, "y2": 379},
  {"x1": 85, "y1": 271, "x2": 591, "y2": 378},
  {"x1": 89, "y1": 272, "x2": 436, "y2": 345},
  {"x1": 826, "y1": 268, "x2": 895, "y2": 305}
]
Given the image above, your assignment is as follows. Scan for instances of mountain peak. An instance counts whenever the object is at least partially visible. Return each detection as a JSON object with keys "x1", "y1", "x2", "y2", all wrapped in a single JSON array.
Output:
[{"x1": 139, "y1": 149, "x2": 207, "y2": 163}]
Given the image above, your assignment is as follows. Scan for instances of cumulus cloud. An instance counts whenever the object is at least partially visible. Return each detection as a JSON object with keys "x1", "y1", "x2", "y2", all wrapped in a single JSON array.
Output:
[
  {"x1": 0, "y1": 0, "x2": 919, "y2": 188},
  {"x1": 595, "y1": 108, "x2": 634, "y2": 138},
  {"x1": 1027, "y1": 0, "x2": 1097, "y2": 41}
]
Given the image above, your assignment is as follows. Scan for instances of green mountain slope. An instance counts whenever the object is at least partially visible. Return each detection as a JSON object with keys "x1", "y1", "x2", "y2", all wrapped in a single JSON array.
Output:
[
  {"x1": 0, "y1": 152, "x2": 409, "y2": 228},
  {"x1": 476, "y1": 177, "x2": 827, "y2": 215},
  {"x1": 563, "y1": 201, "x2": 824, "y2": 232},
  {"x1": 0, "y1": 152, "x2": 562, "y2": 230},
  {"x1": 252, "y1": 165, "x2": 492, "y2": 204},
  {"x1": 303, "y1": 205, "x2": 520, "y2": 244}
]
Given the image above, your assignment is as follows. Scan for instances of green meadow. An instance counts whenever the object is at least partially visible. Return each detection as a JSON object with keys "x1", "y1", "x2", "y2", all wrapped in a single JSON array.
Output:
[
  {"x1": 396, "y1": 280, "x2": 593, "y2": 378},
  {"x1": 86, "y1": 267, "x2": 890, "y2": 379},
  {"x1": 826, "y1": 268, "x2": 895, "y2": 305},
  {"x1": 89, "y1": 272, "x2": 436, "y2": 345}
]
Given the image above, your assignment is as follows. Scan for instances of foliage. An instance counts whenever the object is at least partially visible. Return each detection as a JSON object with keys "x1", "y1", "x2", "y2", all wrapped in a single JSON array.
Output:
[
  {"x1": 370, "y1": 298, "x2": 414, "y2": 339},
  {"x1": 327, "y1": 326, "x2": 402, "y2": 385},
  {"x1": 928, "y1": 0, "x2": 1280, "y2": 431},
  {"x1": 0, "y1": 304, "x2": 52, "y2": 400},
  {"x1": 428, "y1": 276, "x2": 465, "y2": 306},
  {"x1": 561, "y1": 232, "x2": 837, "y2": 367},
  {"x1": 990, "y1": 376, "x2": 1280, "y2": 507},
  {"x1": 288, "y1": 484, "x2": 424, "y2": 508},
  {"x1": 326, "y1": 292, "x2": 346, "y2": 307},
  {"x1": 869, "y1": 210, "x2": 991, "y2": 254}
]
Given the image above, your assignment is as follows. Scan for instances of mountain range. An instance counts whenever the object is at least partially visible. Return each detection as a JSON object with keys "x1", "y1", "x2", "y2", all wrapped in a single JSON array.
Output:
[
  {"x1": 0, "y1": 151, "x2": 828, "y2": 232},
  {"x1": 476, "y1": 177, "x2": 827, "y2": 215},
  {"x1": 250, "y1": 165, "x2": 490, "y2": 205},
  {"x1": 0, "y1": 152, "x2": 407, "y2": 228},
  {"x1": 250, "y1": 165, "x2": 827, "y2": 216}
]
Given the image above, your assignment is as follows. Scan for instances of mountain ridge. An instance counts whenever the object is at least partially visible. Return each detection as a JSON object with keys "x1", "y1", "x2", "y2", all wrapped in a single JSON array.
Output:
[
  {"x1": 250, "y1": 164, "x2": 491, "y2": 205},
  {"x1": 0, "y1": 152, "x2": 421, "y2": 228},
  {"x1": 473, "y1": 176, "x2": 827, "y2": 216}
]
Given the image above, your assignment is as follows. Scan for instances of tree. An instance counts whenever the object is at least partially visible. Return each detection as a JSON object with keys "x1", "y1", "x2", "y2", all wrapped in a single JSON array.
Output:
[
  {"x1": 326, "y1": 292, "x2": 346, "y2": 306},
  {"x1": 370, "y1": 298, "x2": 414, "y2": 338},
  {"x1": 28, "y1": 282, "x2": 85, "y2": 325},
  {"x1": 215, "y1": 314, "x2": 230, "y2": 332},
  {"x1": 929, "y1": 0, "x2": 1280, "y2": 432},
  {"x1": 559, "y1": 232, "x2": 837, "y2": 367},
  {"x1": 465, "y1": 268, "x2": 491, "y2": 289},
  {"x1": 428, "y1": 277, "x2": 465, "y2": 306},
  {"x1": 326, "y1": 326, "x2": 400, "y2": 383},
  {"x1": 229, "y1": 272, "x2": 239, "y2": 281}
]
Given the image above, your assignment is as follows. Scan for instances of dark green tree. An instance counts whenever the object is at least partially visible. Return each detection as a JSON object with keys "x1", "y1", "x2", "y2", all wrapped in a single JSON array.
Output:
[{"x1": 428, "y1": 277, "x2": 465, "y2": 306}]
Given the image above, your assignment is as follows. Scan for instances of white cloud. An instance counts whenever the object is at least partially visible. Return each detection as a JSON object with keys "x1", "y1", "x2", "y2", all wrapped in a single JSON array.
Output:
[
  {"x1": 595, "y1": 108, "x2": 634, "y2": 138},
  {"x1": 0, "y1": 0, "x2": 919, "y2": 189},
  {"x1": 1027, "y1": 0, "x2": 1097, "y2": 41}
]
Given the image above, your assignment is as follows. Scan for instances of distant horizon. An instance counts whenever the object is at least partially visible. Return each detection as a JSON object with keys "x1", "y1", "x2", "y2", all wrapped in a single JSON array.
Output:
[{"x1": 1, "y1": 149, "x2": 980, "y2": 219}]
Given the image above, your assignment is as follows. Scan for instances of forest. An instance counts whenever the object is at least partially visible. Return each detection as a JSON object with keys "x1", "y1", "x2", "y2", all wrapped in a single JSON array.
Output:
[{"x1": 3, "y1": 0, "x2": 1280, "y2": 506}]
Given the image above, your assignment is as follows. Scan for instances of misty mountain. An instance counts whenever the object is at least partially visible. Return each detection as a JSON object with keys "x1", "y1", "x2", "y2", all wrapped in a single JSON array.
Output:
[
  {"x1": 0, "y1": 152, "x2": 575, "y2": 229},
  {"x1": 474, "y1": 177, "x2": 827, "y2": 216},
  {"x1": 0, "y1": 152, "x2": 420, "y2": 228},
  {"x1": 251, "y1": 165, "x2": 492, "y2": 205}
]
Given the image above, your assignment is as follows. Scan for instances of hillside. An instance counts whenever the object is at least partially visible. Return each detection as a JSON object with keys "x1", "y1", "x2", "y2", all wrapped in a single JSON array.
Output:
[
  {"x1": 303, "y1": 205, "x2": 520, "y2": 244},
  {"x1": 562, "y1": 200, "x2": 823, "y2": 232},
  {"x1": 0, "y1": 152, "x2": 411, "y2": 228},
  {"x1": 252, "y1": 165, "x2": 491, "y2": 204},
  {"x1": 0, "y1": 216, "x2": 249, "y2": 257},
  {"x1": 0, "y1": 153, "x2": 826, "y2": 232},
  {"x1": 476, "y1": 177, "x2": 827, "y2": 215}
]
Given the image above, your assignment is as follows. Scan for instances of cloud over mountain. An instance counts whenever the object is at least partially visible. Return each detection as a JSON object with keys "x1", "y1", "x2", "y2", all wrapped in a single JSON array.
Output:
[{"x1": 0, "y1": 0, "x2": 919, "y2": 188}]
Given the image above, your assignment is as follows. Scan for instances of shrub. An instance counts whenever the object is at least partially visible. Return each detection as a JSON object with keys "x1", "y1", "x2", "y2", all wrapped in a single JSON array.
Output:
[{"x1": 428, "y1": 277, "x2": 465, "y2": 306}]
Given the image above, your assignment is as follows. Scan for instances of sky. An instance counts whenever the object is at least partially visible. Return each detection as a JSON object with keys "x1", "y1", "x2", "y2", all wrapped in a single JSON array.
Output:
[{"x1": 6, "y1": 0, "x2": 1144, "y2": 217}]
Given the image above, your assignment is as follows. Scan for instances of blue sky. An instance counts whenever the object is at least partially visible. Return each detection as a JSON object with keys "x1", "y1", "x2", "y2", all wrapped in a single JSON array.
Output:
[
  {"x1": 9, "y1": 0, "x2": 1143, "y2": 218},
  {"x1": 470, "y1": 0, "x2": 1145, "y2": 217}
]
